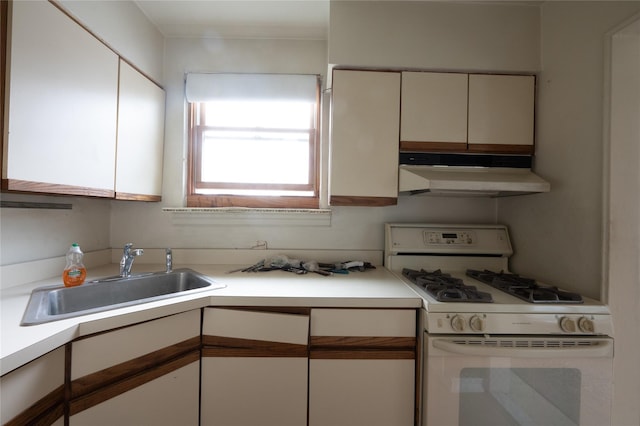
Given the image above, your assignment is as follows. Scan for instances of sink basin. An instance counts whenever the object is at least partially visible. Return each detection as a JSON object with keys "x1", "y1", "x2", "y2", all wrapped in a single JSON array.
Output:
[{"x1": 21, "y1": 268, "x2": 225, "y2": 325}]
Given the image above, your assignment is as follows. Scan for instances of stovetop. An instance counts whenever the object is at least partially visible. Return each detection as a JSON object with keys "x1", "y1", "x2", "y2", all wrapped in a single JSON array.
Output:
[{"x1": 385, "y1": 223, "x2": 613, "y2": 336}]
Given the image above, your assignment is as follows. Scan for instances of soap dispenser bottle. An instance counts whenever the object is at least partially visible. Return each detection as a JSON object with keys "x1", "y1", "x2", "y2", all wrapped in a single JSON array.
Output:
[{"x1": 62, "y1": 243, "x2": 86, "y2": 287}]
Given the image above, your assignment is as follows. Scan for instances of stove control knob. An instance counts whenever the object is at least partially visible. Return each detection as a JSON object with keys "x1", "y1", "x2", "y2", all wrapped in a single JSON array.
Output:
[
  {"x1": 559, "y1": 317, "x2": 577, "y2": 333},
  {"x1": 450, "y1": 315, "x2": 466, "y2": 332},
  {"x1": 578, "y1": 317, "x2": 595, "y2": 333},
  {"x1": 469, "y1": 315, "x2": 485, "y2": 332}
]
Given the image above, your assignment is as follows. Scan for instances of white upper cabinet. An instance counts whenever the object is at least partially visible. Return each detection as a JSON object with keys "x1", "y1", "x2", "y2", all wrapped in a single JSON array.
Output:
[
  {"x1": 115, "y1": 60, "x2": 165, "y2": 201},
  {"x1": 400, "y1": 72, "x2": 468, "y2": 150},
  {"x1": 4, "y1": 0, "x2": 119, "y2": 196},
  {"x1": 468, "y1": 74, "x2": 535, "y2": 151},
  {"x1": 330, "y1": 69, "x2": 400, "y2": 206}
]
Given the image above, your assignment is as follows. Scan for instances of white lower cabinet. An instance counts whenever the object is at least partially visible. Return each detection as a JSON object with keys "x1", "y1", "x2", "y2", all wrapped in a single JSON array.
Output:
[
  {"x1": 201, "y1": 307, "x2": 310, "y2": 426},
  {"x1": 309, "y1": 358, "x2": 415, "y2": 426},
  {"x1": 308, "y1": 309, "x2": 417, "y2": 426},
  {"x1": 69, "y1": 361, "x2": 199, "y2": 426},
  {"x1": 68, "y1": 310, "x2": 201, "y2": 426},
  {"x1": 0, "y1": 346, "x2": 65, "y2": 426}
]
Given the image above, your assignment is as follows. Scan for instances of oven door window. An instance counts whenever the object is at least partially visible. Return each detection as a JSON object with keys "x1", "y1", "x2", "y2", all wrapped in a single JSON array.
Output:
[{"x1": 459, "y1": 368, "x2": 581, "y2": 426}]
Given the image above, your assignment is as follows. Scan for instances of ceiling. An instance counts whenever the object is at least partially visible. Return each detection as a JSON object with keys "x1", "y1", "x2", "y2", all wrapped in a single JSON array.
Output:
[{"x1": 134, "y1": 0, "x2": 331, "y2": 40}]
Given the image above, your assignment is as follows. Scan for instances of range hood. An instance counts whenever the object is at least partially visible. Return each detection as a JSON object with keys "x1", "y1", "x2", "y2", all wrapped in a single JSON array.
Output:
[{"x1": 399, "y1": 165, "x2": 551, "y2": 197}]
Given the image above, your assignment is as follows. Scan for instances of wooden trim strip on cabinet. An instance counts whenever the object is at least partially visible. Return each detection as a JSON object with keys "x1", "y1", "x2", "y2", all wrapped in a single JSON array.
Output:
[
  {"x1": 115, "y1": 192, "x2": 162, "y2": 202},
  {"x1": 69, "y1": 350, "x2": 200, "y2": 416},
  {"x1": 1, "y1": 179, "x2": 115, "y2": 198},
  {"x1": 467, "y1": 144, "x2": 534, "y2": 155},
  {"x1": 400, "y1": 141, "x2": 467, "y2": 152},
  {"x1": 310, "y1": 336, "x2": 416, "y2": 349},
  {"x1": 329, "y1": 195, "x2": 397, "y2": 207},
  {"x1": 3, "y1": 385, "x2": 65, "y2": 426},
  {"x1": 202, "y1": 336, "x2": 308, "y2": 358},
  {"x1": 309, "y1": 350, "x2": 415, "y2": 360},
  {"x1": 70, "y1": 336, "x2": 200, "y2": 399}
]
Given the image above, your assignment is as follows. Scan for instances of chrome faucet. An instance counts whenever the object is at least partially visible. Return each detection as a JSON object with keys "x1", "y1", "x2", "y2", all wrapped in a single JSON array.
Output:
[
  {"x1": 120, "y1": 243, "x2": 144, "y2": 278},
  {"x1": 165, "y1": 248, "x2": 173, "y2": 273}
]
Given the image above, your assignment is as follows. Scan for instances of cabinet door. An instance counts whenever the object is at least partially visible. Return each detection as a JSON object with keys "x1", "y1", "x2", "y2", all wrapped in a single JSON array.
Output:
[
  {"x1": 201, "y1": 308, "x2": 309, "y2": 426},
  {"x1": 4, "y1": 0, "x2": 119, "y2": 196},
  {"x1": 309, "y1": 309, "x2": 417, "y2": 426},
  {"x1": 115, "y1": 60, "x2": 166, "y2": 201},
  {"x1": 69, "y1": 310, "x2": 201, "y2": 423},
  {"x1": 69, "y1": 361, "x2": 199, "y2": 426},
  {"x1": 0, "y1": 346, "x2": 65, "y2": 426},
  {"x1": 400, "y1": 71, "x2": 468, "y2": 151},
  {"x1": 330, "y1": 70, "x2": 400, "y2": 206},
  {"x1": 468, "y1": 74, "x2": 535, "y2": 153}
]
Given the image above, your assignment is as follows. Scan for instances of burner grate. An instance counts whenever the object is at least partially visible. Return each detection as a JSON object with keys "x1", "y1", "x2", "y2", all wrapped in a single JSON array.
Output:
[
  {"x1": 466, "y1": 269, "x2": 583, "y2": 304},
  {"x1": 402, "y1": 268, "x2": 493, "y2": 303}
]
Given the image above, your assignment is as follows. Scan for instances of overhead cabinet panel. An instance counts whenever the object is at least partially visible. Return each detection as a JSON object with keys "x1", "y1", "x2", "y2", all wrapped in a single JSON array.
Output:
[
  {"x1": 400, "y1": 72, "x2": 468, "y2": 150},
  {"x1": 330, "y1": 70, "x2": 400, "y2": 206},
  {"x1": 4, "y1": 0, "x2": 119, "y2": 195},
  {"x1": 115, "y1": 60, "x2": 165, "y2": 201},
  {"x1": 468, "y1": 74, "x2": 535, "y2": 150}
]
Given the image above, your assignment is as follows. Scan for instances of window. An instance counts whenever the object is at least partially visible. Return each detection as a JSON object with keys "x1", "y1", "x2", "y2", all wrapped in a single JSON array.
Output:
[{"x1": 186, "y1": 73, "x2": 320, "y2": 208}]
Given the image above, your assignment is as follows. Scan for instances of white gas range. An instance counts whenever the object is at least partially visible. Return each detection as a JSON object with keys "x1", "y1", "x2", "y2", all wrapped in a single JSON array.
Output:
[{"x1": 384, "y1": 223, "x2": 614, "y2": 426}]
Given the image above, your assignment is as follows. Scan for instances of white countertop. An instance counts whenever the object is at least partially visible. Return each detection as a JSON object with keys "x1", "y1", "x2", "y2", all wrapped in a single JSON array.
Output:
[{"x1": 1, "y1": 263, "x2": 422, "y2": 375}]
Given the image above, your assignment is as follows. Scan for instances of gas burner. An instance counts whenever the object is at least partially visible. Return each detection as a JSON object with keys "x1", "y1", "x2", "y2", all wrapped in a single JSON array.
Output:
[
  {"x1": 402, "y1": 268, "x2": 493, "y2": 303},
  {"x1": 466, "y1": 269, "x2": 584, "y2": 304}
]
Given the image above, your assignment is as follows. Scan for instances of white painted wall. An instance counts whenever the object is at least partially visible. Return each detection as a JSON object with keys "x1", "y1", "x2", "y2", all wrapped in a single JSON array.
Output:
[
  {"x1": 498, "y1": 2, "x2": 640, "y2": 301},
  {"x1": 606, "y1": 15, "x2": 640, "y2": 426},
  {"x1": 328, "y1": 1, "x2": 540, "y2": 72}
]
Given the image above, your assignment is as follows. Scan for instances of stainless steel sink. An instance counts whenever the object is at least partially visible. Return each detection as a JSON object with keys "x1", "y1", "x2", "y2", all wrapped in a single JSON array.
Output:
[{"x1": 21, "y1": 268, "x2": 224, "y2": 325}]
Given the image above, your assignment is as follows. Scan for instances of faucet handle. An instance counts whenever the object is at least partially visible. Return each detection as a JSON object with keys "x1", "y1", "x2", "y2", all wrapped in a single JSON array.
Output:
[{"x1": 166, "y1": 248, "x2": 173, "y2": 273}]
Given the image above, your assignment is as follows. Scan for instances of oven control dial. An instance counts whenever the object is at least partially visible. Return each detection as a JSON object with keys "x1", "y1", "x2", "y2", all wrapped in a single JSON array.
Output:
[
  {"x1": 559, "y1": 316, "x2": 577, "y2": 333},
  {"x1": 450, "y1": 315, "x2": 466, "y2": 332},
  {"x1": 578, "y1": 317, "x2": 595, "y2": 333},
  {"x1": 469, "y1": 315, "x2": 485, "y2": 332}
]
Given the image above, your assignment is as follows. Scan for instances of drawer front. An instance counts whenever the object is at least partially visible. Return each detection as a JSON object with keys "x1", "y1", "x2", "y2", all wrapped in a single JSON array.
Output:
[
  {"x1": 311, "y1": 309, "x2": 416, "y2": 337},
  {"x1": 71, "y1": 310, "x2": 200, "y2": 380},
  {"x1": 203, "y1": 308, "x2": 309, "y2": 345}
]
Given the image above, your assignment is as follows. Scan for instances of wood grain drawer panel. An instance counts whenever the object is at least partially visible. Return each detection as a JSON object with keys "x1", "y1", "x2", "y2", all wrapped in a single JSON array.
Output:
[
  {"x1": 3, "y1": 385, "x2": 64, "y2": 426},
  {"x1": 71, "y1": 310, "x2": 200, "y2": 380},
  {"x1": 203, "y1": 308, "x2": 309, "y2": 345},
  {"x1": 310, "y1": 336, "x2": 416, "y2": 349},
  {"x1": 69, "y1": 350, "x2": 200, "y2": 416},
  {"x1": 70, "y1": 337, "x2": 200, "y2": 399}
]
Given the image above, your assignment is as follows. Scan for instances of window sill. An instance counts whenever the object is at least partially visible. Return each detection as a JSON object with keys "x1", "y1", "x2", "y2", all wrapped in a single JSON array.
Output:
[{"x1": 162, "y1": 207, "x2": 331, "y2": 227}]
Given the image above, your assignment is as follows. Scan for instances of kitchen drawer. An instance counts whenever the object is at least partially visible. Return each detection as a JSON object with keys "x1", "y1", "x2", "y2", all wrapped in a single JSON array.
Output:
[
  {"x1": 71, "y1": 310, "x2": 200, "y2": 381},
  {"x1": 310, "y1": 309, "x2": 416, "y2": 337},
  {"x1": 203, "y1": 307, "x2": 309, "y2": 345}
]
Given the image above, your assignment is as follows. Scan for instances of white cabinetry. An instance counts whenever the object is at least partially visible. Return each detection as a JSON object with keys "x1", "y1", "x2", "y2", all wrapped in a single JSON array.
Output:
[
  {"x1": 401, "y1": 71, "x2": 469, "y2": 151},
  {"x1": 399, "y1": 71, "x2": 535, "y2": 155},
  {"x1": 330, "y1": 69, "x2": 400, "y2": 206},
  {"x1": 309, "y1": 309, "x2": 417, "y2": 426},
  {"x1": 3, "y1": 0, "x2": 119, "y2": 196},
  {"x1": 69, "y1": 310, "x2": 200, "y2": 426},
  {"x1": 201, "y1": 308, "x2": 310, "y2": 426},
  {"x1": 468, "y1": 74, "x2": 535, "y2": 152},
  {"x1": 115, "y1": 60, "x2": 166, "y2": 201},
  {"x1": 0, "y1": 346, "x2": 65, "y2": 426}
]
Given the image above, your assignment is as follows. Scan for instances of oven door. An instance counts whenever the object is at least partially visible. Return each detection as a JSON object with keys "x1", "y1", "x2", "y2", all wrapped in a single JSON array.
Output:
[{"x1": 423, "y1": 334, "x2": 613, "y2": 426}]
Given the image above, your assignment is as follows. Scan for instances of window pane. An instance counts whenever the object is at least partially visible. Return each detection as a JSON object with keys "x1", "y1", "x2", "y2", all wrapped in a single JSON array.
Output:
[{"x1": 200, "y1": 129, "x2": 310, "y2": 184}]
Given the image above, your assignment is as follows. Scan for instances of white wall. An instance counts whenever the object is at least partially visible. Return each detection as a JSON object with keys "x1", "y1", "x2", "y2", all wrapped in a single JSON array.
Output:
[
  {"x1": 498, "y1": 2, "x2": 640, "y2": 300},
  {"x1": 328, "y1": 0, "x2": 540, "y2": 72}
]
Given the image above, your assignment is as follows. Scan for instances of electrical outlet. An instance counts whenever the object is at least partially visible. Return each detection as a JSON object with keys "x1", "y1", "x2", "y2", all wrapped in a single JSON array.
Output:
[{"x1": 251, "y1": 240, "x2": 268, "y2": 250}]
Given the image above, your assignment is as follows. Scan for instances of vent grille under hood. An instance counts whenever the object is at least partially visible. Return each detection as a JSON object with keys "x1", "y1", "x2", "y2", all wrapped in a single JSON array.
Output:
[{"x1": 398, "y1": 153, "x2": 550, "y2": 197}]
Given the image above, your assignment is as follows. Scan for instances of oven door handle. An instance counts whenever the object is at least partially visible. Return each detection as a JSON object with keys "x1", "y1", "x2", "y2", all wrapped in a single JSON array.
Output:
[{"x1": 432, "y1": 338, "x2": 613, "y2": 358}]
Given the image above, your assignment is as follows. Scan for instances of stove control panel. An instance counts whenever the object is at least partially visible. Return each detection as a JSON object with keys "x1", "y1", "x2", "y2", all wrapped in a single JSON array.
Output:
[
  {"x1": 425, "y1": 312, "x2": 613, "y2": 336},
  {"x1": 424, "y1": 231, "x2": 475, "y2": 245}
]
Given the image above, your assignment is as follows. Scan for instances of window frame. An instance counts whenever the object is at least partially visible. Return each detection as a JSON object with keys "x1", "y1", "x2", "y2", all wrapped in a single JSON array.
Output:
[{"x1": 186, "y1": 78, "x2": 321, "y2": 209}]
